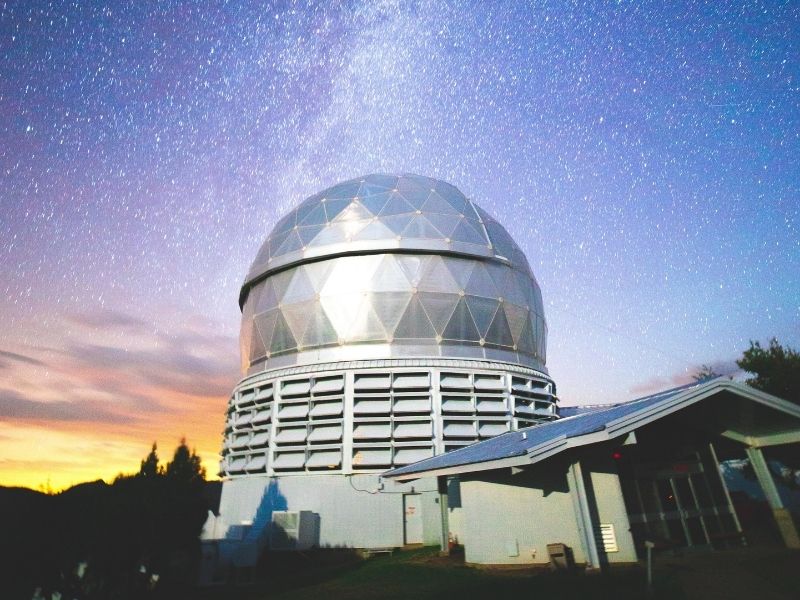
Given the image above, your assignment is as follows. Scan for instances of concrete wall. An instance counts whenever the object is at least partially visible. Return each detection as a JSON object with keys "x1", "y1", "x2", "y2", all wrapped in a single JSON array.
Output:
[
  {"x1": 583, "y1": 454, "x2": 638, "y2": 564},
  {"x1": 459, "y1": 458, "x2": 586, "y2": 565},
  {"x1": 457, "y1": 452, "x2": 637, "y2": 566},
  {"x1": 212, "y1": 473, "x2": 439, "y2": 550}
]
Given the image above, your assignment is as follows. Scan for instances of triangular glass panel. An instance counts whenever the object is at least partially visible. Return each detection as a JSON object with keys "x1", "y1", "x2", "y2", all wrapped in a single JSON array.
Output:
[
  {"x1": 302, "y1": 302, "x2": 338, "y2": 347},
  {"x1": 255, "y1": 310, "x2": 278, "y2": 353},
  {"x1": 255, "y1": 278, "x2": 278, "y2": 312},
  {"x1": 365, "y1": 174, "x2": 398, "y2": 189},
  {"x1": 434, "y1": 183, "x2": 470, "y2": 213},
  {"x1": 298, "y1": 202, "x2": 328, "y2": 227},
  {"x1": 399, "y1": 188, "x2": 430, "y2": 210},
  {"x1": 465, "y1": 263, "x2": 498, "y2": 298},
  {"x1": 442, "y1": 297, "x2": 480, "y2": 342},
  {"x1": 322, "y1": 197, "x2": 352, "y2": 222},
  {"x1": 378, "y1": 192, "x2": 415, "y2": 217},
  {"x1": 307, "y1": 223, "x2": 348, "y2": 247},
  {"x1": 270, "y1": 310, "x2": 297, "y2": 354},
  {"x1": 466, "y1": 295, "x2": 499, "y2": 336},
  {"x1": 249, "y1": 322, "x2": 267, "y2": 361},
  {"x1": 294, "y1": 199, "x2": 320, "y2": 226},
  {"x1": 418, "y1": 292, "x2": 460, "y2": 335},
  {"x1": 503, "y1": 303, "x2": 529, "y2": 344},
  {"x1": 320, "y1": 293, "x2": 362, "y2": 337},
  {"x1": 333, "y1": 200, "x2": 373, "y2": 223},
  {"x1": 252, "y1": 241, "x2": 271, "y2": 269},
  {"x1": 245, "y1": 283, "x2": 262, "y2": 314},
  {"x1": 300, "y1": 261, "x2": 333, "y2": 294},
  {"x1": 275, "y1": 230, "x2": 303, "y2": 256},
  {"x1": 380, "y1": 213, "x2": 414, "y2": 235},
  {"x1": 422, "y1": 191, "x2": 462, "y2": 215},
  {"x1": 402, "y1": 215, "x2": 444, "y2": 239},
  {"x1": 324, "y1": 180, "x2": 361, "y2": 200},
  {"x1": 347, "y1": 300, "x2": 386, "y2": 342},
  {"x1": 423, "y1": 213, "x2": 460, "y2": 238},
  {"x1": 393, "y1": 295, "x2": 435, "y2": 339},
  {"x1": 271, "y1": 213, "x2": 297, "y2": 236},
  {"x1": 471, "y1": 203, "x2": 497, "y2": 224},
  {"x1": 296, "y1": 224, "x2": 324, "y2": 246},
  {"x1": 321, "y1": 255, "x2": 380, "y2": 296},
  {"x1": 282, "y1": 267, "x2": 315, "y2": 303},
  {"x1": 352, "y1": 220, "x2": 395, "y2": 242},
  {"x1": 485, "y1": 305, "x2": 514, "y2": 347},
  {"x1": 441, "y1": 256, "x2": 474, "y2": 289},
  {"x1": 357, "y1": 181, "x2": 393, "y2": 197},
  {"x1": 282, "y1": 300, "x2": 314, "y2": 344},
  {"x1": 450, "y1": 218, "x2": 487, "y2": 245},
  {"x1": 503, "y1": 271, "x2": 529, "y2": 306},
  {"x1": 370, "y1": 255, "x2": 413, "y2": 292},
  {"x1": 516, "y1": 317, "x2": 535, "y2": 354},
  {"x1": 370, "y1": 292, "x2": 412, "y2": 335},
  {"x1": 269, "y1": 269, "x2": 294, "y2": 303},
  {"x1": 486, "y1": 221, "x2": 517, "y2": 259},
  {"x1": 396, "y1": 255, "x2": 429, "y2": 287},
  {"x1": 359, "y1": 191, "x2": 392, "y2": 215},
  {"x1": 418, "y1": 255, "x2": 459, "y2": 293},
  {"x1": 268, "y1": 230, "x2": 291, "y2": 256}
]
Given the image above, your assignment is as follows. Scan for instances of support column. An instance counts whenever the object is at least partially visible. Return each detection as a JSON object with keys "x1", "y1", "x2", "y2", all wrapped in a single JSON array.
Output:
[
  {"x1": 569, "y1": 460, "x2": 600, "y2": 569},
  {"x1": 745, "y1": 446, "x2": 800, "y2": 549},
  {"x1": 437, "y1": 476, "x2": 450, "y2": 555}
]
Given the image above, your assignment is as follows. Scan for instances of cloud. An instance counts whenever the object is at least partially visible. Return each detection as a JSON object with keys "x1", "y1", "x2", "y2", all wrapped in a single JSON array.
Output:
[
  {"x1": 0, "y1": 350, "x2": 46, "y2": 370},
  {"x1": 629, "y1": 359, "x2": 741, "y2": 396},
  {"x1": 0, "y1": 389, "x2": 137, "y2": 424},
  {"x1": 66, "y1": 309, "x2": 148, "y2": 331}
]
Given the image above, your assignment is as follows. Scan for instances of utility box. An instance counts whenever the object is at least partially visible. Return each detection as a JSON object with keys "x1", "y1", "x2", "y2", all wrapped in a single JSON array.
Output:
[
  {"x1": 270, "y1": 511, "x2": 319, "y2": 551},
  {"x1": 546, "y1": 543, "x2": 573, "y2": 570}
]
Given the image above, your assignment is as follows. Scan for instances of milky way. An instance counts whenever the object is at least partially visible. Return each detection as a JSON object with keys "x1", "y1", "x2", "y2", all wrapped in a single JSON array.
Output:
[{"x1": 1, "y1": 1, "x2": 798, "y2": 488}]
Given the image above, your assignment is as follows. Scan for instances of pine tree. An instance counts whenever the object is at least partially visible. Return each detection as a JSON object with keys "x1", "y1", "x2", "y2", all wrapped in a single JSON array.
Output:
[
  {"x1": 165, "y1": 437, "x2": 206, "y2": 483},
  {"x1": 139, "y1": 442, "x2": 161, "y2": 477}
]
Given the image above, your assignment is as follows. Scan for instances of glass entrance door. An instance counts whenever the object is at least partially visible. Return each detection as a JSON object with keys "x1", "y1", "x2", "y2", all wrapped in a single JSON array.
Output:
[{"x1": 620, "y1": 449, "x2": 741, "y2": 552}]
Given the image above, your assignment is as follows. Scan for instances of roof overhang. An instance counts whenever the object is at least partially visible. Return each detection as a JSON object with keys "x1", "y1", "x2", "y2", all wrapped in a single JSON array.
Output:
[{"x1": 384, "y1": 379, "x2": 800, "y2": 482}]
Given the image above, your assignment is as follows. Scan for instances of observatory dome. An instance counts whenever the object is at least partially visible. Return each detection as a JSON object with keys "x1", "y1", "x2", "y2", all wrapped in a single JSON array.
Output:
[{"x1": 238, "y1": 174, "x2": 548, "y2": 374}]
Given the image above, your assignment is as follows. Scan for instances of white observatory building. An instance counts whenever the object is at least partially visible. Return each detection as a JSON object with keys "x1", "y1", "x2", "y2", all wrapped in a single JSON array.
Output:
[
  {"x1": 207, "y1": 173, "x2": 558, "y2": 555},
  {"x1": 203, "y1": 173, "x2": 800, "y2": 573}
]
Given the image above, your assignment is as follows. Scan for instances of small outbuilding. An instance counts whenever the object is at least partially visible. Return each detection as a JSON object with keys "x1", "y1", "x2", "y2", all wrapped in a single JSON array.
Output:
[{"x1": 383, "y1": 378, "x2": 800, "y2": 567}]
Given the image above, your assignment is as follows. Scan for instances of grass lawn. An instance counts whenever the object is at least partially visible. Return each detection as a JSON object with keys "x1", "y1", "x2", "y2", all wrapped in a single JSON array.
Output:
[{"x1": 190, "y1": 545, "x2": 800, "y2": 600}]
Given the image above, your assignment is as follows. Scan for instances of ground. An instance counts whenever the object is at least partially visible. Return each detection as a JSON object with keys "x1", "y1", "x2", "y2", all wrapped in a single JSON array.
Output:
[{"x1": 192, "y1": 545, "x2": 799, "y2": 600}]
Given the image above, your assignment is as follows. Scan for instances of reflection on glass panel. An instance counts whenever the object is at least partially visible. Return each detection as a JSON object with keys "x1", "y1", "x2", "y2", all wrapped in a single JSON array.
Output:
[
  {"x1": 442, "y1": 298, "x2": 480, "y2": 342},
  {"x1": 352, "y1": 220, "x2": 395, "y2": 241},
  {"x1": 396, "y1": 255, "x2": 428, "y2": 287},
  {"x1": 418, "y1": 292, "x2": 460, "y2": 335},
  {"x1": 302, "y1": 304, "x2": 338, "y2": 347},
  {"x1": 297, "y1": 224, "x2": 324, "y2": 246},
  {"x1": 347, "y1": 302, "x2": 386, "y2": 342},
  {"x1": 418, "y1": 256, "x2": 458, "y2": 293},
  {"x1": 299, "y1": 202, "x2": 327, "y2": 227},
  {"x1": 422, "y1": 191, "x2": 461, "y2": 215},
  {"x1": 333, "y1": 200, "x2": 372, "y2": 223},
  {"x1": 486, "y1": 307, "x2": 514, "y2": 347},
  {"x1": 370, "y1": 256, "x2": 413, "y2": 292},
  {"x1": 394, "y1": 296, "x2": 435, "y2": 339},
  {"x1": 302, "y1": 260, "x2": 335, "y2": 293},
  {"x1": 465, "y1": 263, "x2": 498, "y2": 298},
  {"x1": 423, "y1": 212, "x2": 461, "y2": 237},
  {"x1": 441, "y1": 256, "x2": 475, "y2": 289},
  {"x1": 282, "y1": 300, "x2": 315, "y2": 344},
  {"x1": 371, "y1": 292, "x2": 413, "y2": 335},
  {"x1": 450, "y1": 218, "x2": 487, "y2": 245},
  {"x1": 657, "y1": 479, "x2": 678, "y2": 513},
  {"x1": 276, "y1": 231, "x2": 303, "y2": 256},
  {"x1": 466, "y1": 296, "x2": 499, "y2": 337},
  {"x1": 378, "y1": 194, "x2": 415, "y2": 217},
  {"x1": 320, "y1": 293, "x2": 363, "y2": 337},
  {"x1": 283, "y1": 269, "x2": 315, "y2": 303},
  {"x1": 322, "y1": 197, "x2": 352, "y2": 221},
  {"x1": 358, "y1": 191, "x2": 392, "y2": 214},
  {"x1": 254, "y1": 311, "x2": 278, "y2": 355},
  {"x1": 270, "y1": 312, "x2": 297, "y2": 354}
]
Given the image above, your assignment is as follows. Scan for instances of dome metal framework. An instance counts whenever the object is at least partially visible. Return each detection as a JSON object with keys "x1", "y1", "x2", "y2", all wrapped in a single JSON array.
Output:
[
  {"x1": 239, "y1": 173, "x2": 547, "y2": 375},
  {"x1": 220, "y1": 174, "x2": 557, "y2": 479}
]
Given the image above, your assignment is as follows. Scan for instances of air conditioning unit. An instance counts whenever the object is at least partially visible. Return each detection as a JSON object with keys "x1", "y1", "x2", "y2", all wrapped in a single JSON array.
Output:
[{"x1": 270, "y1": 510, "x2": 318, "y2": 551}]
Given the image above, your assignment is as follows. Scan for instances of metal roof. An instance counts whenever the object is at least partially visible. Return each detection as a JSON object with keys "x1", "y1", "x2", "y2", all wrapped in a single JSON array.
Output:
[{"x1": 383, "y1": 378, "x2": 800, "y2": 481}]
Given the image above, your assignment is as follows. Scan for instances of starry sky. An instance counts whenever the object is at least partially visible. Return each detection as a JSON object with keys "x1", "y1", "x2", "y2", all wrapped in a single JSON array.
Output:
[{"x1": 1, "y1": 1, "x2": 798, "y2": 490}]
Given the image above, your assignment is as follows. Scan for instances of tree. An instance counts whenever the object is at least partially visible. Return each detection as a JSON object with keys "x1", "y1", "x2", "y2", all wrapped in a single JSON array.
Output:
[
  {"x1": 139, "y1": 442, "x2": 161, "y2": 478},
  {"x1": 165, "y1": 437, "x2": 206, "y2": 484},
  {"x1": 737, "y1": 338, "x2": 800, "y2": 404},
  {"x1": 692, "y1": 364, "x2": 720, "y2": 383}
]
